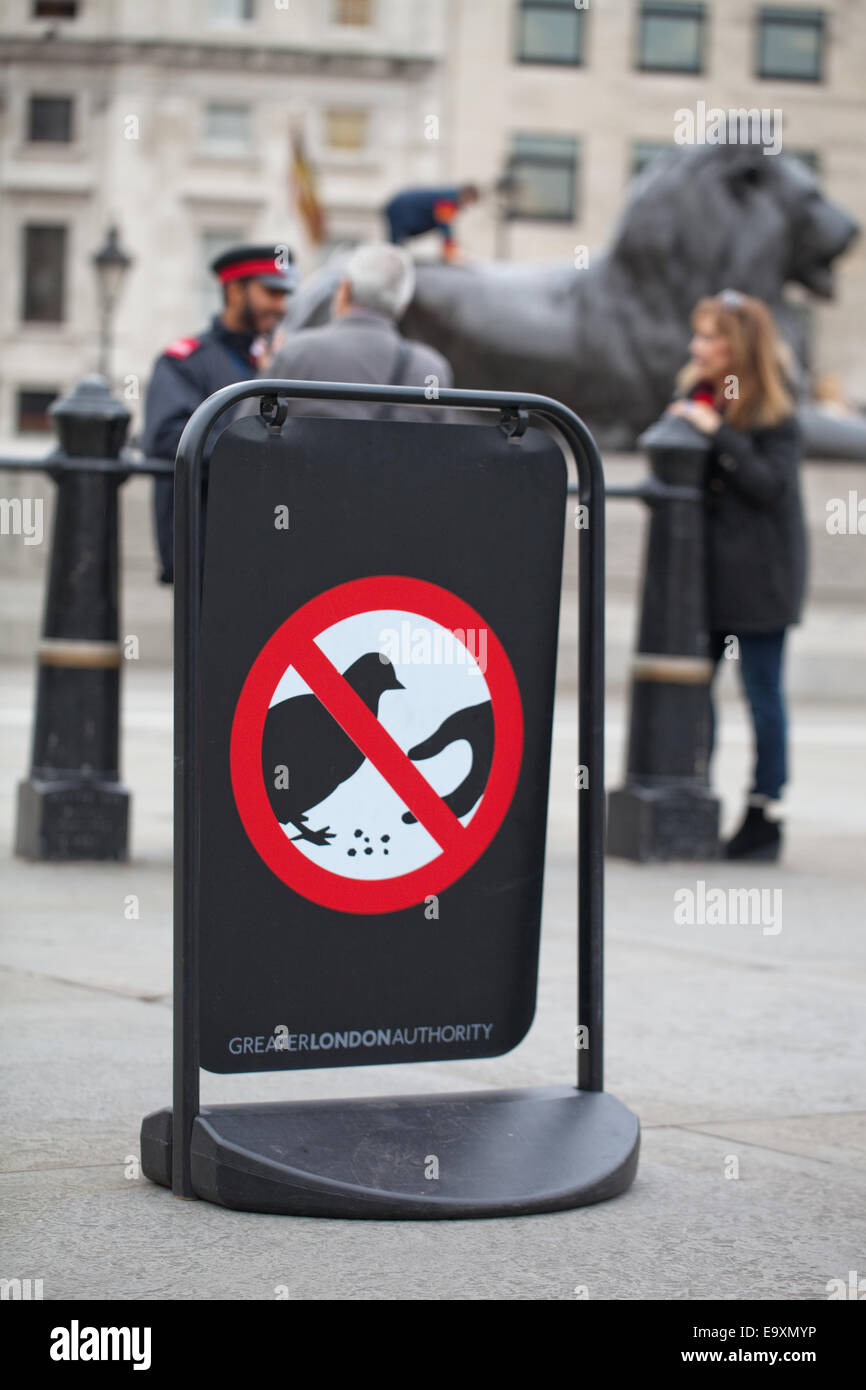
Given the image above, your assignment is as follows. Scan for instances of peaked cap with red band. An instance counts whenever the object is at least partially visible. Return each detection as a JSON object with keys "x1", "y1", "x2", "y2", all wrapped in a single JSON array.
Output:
[{"x1": 210, "y1": 243, "x2": 298, "y2": 292}]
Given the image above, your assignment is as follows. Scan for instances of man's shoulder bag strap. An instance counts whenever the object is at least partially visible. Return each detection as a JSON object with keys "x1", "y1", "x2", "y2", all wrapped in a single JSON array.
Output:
[{"x1": 373, "y1": 338, "x2": 413, "y2": 420}]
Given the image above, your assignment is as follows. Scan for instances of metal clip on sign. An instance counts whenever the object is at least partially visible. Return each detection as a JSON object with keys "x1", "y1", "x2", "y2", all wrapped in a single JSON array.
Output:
[{"x1": 140, "y1": 379, "x2": 639, "y2": 1218}]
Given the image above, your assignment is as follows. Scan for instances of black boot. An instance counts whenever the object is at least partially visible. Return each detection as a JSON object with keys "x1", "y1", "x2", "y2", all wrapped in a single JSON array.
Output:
[{"x1": 725, "y1": 799, "x2": 782, "y2": 861}]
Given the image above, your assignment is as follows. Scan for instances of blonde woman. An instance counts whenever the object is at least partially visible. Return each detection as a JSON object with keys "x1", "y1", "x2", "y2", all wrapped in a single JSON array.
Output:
[{"x1": 668, "y1": 290, "x2": 807, "y2": 860}]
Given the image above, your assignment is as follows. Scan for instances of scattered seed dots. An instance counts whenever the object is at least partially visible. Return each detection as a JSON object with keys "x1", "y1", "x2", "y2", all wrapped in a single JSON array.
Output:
[{"x1": 345, "y1": 829, "x2": 395, "y2": 859}]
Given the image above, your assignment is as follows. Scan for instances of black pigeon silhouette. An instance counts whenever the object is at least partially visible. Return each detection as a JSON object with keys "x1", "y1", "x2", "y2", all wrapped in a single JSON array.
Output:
[
  {"x1": 263, "y1": 653, "x2": 404, "y2": 845},
  {"x1": 401, "y1": 701, "x2": 494, "y2": 824}
]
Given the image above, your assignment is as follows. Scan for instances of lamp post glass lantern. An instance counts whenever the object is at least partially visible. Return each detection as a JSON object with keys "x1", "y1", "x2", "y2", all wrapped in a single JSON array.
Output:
[{"x1": 92, "y1": 226, "x2": 132, "y2": 380}]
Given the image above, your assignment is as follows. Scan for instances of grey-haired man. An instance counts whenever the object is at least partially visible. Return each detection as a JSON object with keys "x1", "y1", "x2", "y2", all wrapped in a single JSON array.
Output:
[{"x1": 249, "y1": 243, "x2": 453, "y2": 421}]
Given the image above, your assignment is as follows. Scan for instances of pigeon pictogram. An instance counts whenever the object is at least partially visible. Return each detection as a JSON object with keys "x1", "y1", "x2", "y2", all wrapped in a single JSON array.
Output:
[{"x1": 262, "y1": 653, "x2": 404, "y2": 844}]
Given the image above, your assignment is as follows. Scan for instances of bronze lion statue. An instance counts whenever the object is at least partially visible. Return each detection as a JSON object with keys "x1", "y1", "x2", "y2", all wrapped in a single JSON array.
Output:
[{"x1": 285, "y1": 139, "x2": 861, "y2": 453}]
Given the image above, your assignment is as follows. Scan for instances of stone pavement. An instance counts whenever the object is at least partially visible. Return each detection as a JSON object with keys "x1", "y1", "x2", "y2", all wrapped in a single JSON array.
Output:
[{"x1": 1, "y1": 661, "x2": 864, "y2": 1301}]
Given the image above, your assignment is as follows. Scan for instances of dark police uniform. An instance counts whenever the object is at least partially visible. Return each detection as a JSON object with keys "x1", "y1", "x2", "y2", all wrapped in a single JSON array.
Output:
[
  {"x1": 142, "y1": 318, "x2": 257, "y2": 583},
  {"x1": 141, "y1": 244, "x2": 296, "y2": 583}
]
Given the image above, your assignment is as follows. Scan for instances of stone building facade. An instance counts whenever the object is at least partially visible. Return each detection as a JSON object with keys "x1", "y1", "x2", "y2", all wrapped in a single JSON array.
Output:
[{"x1": 0, "y1": 0, "x2": 446, "y2": 439}]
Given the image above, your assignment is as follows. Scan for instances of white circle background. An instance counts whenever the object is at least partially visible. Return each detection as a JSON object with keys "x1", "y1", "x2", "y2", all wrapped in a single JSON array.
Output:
[{"x1": 268, "y1": 609, "x2": 492, "y2": 880}]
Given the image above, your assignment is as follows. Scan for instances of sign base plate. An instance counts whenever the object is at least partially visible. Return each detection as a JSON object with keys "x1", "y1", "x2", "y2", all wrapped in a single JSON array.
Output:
[{"x1": 140, "y1": 1087, "x2": 639, "y2": 1219}]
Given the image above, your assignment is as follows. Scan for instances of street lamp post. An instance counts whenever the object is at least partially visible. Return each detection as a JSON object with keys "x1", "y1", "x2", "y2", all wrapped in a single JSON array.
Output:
[
  {"x1": 92, "y1": 225, "x2": 133, "y2": 381},
  {"x1": 493, "y1": 169, "x2": 518, "y2": 261}
]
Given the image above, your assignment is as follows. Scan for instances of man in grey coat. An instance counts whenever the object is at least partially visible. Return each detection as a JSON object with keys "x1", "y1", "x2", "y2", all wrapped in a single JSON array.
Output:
[{"x1": 251, "y1": 242, "x2": 453, "y2": 420}]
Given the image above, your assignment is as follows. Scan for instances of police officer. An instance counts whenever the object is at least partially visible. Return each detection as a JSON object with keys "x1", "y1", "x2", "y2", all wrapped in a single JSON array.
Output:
[{"x1": 142, "y1": 243, "x2": 297, "y2": 583}]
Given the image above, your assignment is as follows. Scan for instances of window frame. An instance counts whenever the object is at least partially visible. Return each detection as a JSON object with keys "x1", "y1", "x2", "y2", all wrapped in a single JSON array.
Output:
[
  {"x1": 332, "y1": 0, "x2": 374, "y2": 27},
  {"x1": 32, "y1": 1, "x2": 78, "y2": 17},
  {"x1": 27, "y1": 94, "x2": 75, "y2": 144},
  {"x1": 505, "y1": 133, "x2": 580, "y2": 224},
  {"x1": 16, "y1": 387, "x2": 60, "y2": 433},
  {"x1": 21, "y1": 224, "x2": 67, "y2": 324},
  {"x1": 323, "y1": 107, "x2": 370, "y2": 153},
  {"x1": 630, "y1": 139, "x2": 677, "y2": 178},
  {"x1": 636, "y1": 1, "x2": 706, "y2": 75},
  {"x1": 756, "y1": 6, "x2": 825, "y2": 83},
  {"x1": 208, "y1": 0, "x2": 254, "y2": 23},
  {"x1": 201, "y1": 102, "x2": 253, "y2": 157},
  {"x1": 514, "y1": 0, "x2": 586, "y2": 68}
]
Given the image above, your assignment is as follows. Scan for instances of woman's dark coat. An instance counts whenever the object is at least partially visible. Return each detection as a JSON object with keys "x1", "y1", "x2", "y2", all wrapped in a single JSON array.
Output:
[{"x1": 704, "y1": 414, "x2": 807, "y2": 632}]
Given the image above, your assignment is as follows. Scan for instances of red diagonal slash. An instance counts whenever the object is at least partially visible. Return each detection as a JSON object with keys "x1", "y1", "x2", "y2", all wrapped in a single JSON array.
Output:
[{"x1": 290, "y1": 639, "x2": 467, "y2": 854}]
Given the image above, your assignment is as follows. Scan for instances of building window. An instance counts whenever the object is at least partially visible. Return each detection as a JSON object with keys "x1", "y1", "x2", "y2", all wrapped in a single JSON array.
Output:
[
  {"x1": 28, "y1": 96, "x2": 74, "y2": 142},
  {"x1": 203, "y1": 104, "x2": 251, "y2": 155},
  {"x1": 638, "y1": 2, "x2": 705, "y2": 73},
  {"x1": 22, "y1": 225, "x2": 66, "y2": 322},
  {"x1": 32, "y1": 2, "x2": 78, "y2": 15},
  {"x1": 631, "y1": 140, "x2": 676, "y2": 177},
  {"x1": 209, "y1": 0, "x2": 254, "y2": 20},
  {"x1": 200, "y1": 228, "x2": 245, "y2": 322},
  {"x1": 515, "y1": 0, "x2": 585, "y2": 65},
  {"x1": 17, "y1": 388, "x2": 59, "y2": 433},
  {"x1": 333, "y1": 0, "x2": 373, "y2": 25},
  {"x1": 506, "y1": 134, "x2": 579, "y2": 221},
  {"x1": 757, "y1": 8, "x2": 824, "y2": 81},
  {"x1": 324, "y1": 109, "x2": 368, "y2": 151}
]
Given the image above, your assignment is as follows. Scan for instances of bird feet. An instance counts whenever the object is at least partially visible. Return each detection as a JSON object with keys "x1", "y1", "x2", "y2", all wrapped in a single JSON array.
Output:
[{"x1": 290, "y1": 821, "x2": 336, "y2": 847}]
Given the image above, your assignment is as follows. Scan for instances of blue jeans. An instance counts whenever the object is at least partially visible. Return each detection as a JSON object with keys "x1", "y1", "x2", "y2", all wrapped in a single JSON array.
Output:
[{"x1": 709, "y1": 630, "x2": 788, "y2": 800}]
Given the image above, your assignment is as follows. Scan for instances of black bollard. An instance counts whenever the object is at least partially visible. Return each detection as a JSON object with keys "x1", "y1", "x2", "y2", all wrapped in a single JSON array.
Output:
[
  {"x1": 606, "y1": 413, "x2": 721, "y2": 860},
  {"x1": 15, "y1": 376, "x2": 131, "y2": 860}
]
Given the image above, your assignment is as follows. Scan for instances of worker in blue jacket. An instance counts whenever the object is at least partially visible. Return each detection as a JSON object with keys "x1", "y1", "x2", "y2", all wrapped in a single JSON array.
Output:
[
  {"x1": 141, "y1": 243, "x2": 297, "y2": 583},
  {"x1": 383, "y1": 185, "x2": 479, "y2": 262}
]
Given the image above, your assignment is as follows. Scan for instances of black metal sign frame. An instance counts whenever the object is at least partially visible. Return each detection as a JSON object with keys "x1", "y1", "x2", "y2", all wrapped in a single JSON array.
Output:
[{"x1": 142, "y1": 379, "x2": 638, "y2": 1218}]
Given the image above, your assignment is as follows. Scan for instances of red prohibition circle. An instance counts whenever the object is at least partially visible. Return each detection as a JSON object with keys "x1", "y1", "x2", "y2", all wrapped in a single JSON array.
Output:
[{"x1": 229, "y1": 575, "x2": 523, "y2": 915}]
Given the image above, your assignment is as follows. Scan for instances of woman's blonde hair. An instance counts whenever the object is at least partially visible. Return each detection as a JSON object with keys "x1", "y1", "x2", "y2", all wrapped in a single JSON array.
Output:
[{"x1": 677, "y1": 291, "x2": 795, "y2": 429}]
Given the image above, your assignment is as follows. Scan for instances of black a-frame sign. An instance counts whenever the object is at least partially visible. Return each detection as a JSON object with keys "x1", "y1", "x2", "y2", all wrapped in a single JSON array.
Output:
[{"x1": 140, "y1": 380, "x2": 639, "y2": 1217}]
